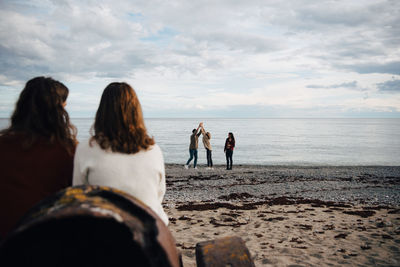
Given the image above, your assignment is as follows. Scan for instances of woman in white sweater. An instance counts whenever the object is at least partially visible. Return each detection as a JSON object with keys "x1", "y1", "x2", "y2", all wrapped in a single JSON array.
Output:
[{"x1": 73, "y1": 82, "x2": 168, "y2": 225}]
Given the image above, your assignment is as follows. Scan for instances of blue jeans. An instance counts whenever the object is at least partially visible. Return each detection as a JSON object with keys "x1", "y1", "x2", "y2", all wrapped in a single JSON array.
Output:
[
  {"x1": 226, "y1": 149, "x2": 233, "y2": 169},
  {"x1": 206, "y1": 148, "x2": 213, "y2": 167},
  {"x1": 186, "y1": 149, "x2": 198, "y2": 167}
]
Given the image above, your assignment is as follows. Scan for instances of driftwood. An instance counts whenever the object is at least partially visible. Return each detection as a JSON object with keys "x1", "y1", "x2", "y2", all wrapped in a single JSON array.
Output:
[{"x1": 0, "y1": 185, "x2": 181, "y2": 267}]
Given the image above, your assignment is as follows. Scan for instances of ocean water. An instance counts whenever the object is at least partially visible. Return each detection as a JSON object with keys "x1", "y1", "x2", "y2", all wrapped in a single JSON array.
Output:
[{"x1": 1, "y1": 118, "x2": 400, "y2": 166}]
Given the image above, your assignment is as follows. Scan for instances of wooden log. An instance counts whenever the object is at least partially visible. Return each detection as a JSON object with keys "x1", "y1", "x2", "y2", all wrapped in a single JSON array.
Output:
[
  {"x1": 196, "y1": 236, "x2": 255, "y2": 267},
  {"x1": 0, "y1": 185, "x2": 181, "y2": 267}
]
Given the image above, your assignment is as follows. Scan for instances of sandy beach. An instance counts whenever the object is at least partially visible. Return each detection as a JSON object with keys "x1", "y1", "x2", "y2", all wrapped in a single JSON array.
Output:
[{"x1": 163, "y1": 164, "x2": 400, "y2": 266}]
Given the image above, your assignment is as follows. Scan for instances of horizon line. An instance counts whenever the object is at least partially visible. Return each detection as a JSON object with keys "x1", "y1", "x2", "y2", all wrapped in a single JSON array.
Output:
[{"x1": 2, "y1": 117, "x2": 400, "y2": 120}]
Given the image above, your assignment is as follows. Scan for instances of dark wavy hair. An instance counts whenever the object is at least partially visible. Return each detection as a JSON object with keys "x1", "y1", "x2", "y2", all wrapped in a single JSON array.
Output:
[
  {"x1": 1, "y1": 76, "x2": 77, "y2": 154},
  {"x1": 91, "y1": 82, "x2": 155, "y2": 154},
  {"x1": 228, "y1": 132, "x2": 235, "y2": 147},
  {"x1": 228, "y1": 132, "x2": 235, "y2": 141}
]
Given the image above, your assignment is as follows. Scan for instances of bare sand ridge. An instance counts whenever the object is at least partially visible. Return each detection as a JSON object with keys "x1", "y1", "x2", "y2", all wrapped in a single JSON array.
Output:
[{"x1": 163, "y1": 164, "x2": 400, "y2": 266}]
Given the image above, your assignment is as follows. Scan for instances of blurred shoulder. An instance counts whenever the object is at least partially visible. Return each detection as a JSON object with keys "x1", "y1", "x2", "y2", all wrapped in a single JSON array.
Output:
[
  {"x1": 148, "y1": 143, "x2": 163, "y2": 154},
  {"x1": 76, "y1": 139, "x2": 97, "y2": 154},
  {"x1": 145, "y1": 144, "x2": 164, "y2": 161}
]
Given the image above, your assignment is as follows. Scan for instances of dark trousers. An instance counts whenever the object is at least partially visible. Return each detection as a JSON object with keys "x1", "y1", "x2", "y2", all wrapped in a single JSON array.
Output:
[
  {"x1": 206, "y1": 148, "x2": 213, "y2": 167},
  {"x1": 225, "y1": 149, "x2": 233, "y2": 170},
  {"x1": 186, "y1": 149, "x2": 198, "y2": 167}
]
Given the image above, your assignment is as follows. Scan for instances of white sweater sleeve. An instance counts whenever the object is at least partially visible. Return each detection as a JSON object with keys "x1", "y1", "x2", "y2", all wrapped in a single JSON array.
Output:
[{"x1": 158, "y1": 162, "x2": 166, "y2": 203}]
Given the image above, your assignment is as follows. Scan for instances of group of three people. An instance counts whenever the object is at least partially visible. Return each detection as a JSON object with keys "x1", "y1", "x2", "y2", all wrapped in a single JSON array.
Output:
[
  {"x1": 185, "y1": 123, "x2": 236, "y2": 170},
  {"x1": 0, "y1": 76, "x2": 168, "y2": 239}
]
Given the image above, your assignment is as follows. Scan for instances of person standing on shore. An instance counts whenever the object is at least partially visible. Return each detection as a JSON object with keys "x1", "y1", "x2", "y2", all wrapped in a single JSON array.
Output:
[
  {"x1": 184, "y1": 123, "x2": 202, "y2": 169},
  {"x1": 224, "y1": 132, "x2": 235, "y2": 170},
  {"x1": 0, "y1": 77, "x2": 77, "y2": 239},
  {"x1": 200, "y1": 123, "x2": 213, "y2": 169}
]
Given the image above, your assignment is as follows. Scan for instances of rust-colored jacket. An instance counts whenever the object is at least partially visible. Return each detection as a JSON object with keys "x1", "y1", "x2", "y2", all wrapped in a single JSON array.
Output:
[
  {"x1": 0, "y1": 133, "x2": 74, "y2": 239},
  {"x1": 224, "y1": 137, "x2": 235, "y2": 152}
]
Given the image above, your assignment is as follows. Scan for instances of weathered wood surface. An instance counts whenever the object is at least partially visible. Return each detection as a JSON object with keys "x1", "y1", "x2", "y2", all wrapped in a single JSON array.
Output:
[
  {"x1": 0, "y1": 185, "x2": 181, "y2": 267},
  {"x1": 196, "y1": 236, "x2": 255, "y2": 267}
]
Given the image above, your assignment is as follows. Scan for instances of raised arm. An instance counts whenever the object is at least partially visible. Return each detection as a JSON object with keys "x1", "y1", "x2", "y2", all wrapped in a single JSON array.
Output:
[
  {"x1": 196, "y1": 122, "x2": 203, "y2": 136},
  {"x1": 200, "y1": 124, "x2": 206, "y2": 135}
]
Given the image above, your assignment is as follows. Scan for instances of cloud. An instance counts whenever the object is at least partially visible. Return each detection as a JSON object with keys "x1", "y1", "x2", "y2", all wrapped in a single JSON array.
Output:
[
  {"x1": 0, "y1": 3, "x2": 152, "y2": 82},
  {"x1": 306, "y1": 81, "x2": 359, "y2": 89},
  {"x1": 0, "y1": 0, "x2": 399, "y2": 118},
  {"x1": 192, "y1": 31, "x2": 284, "y2": 54},
  {"x1": 142, "y1": 103, "x2": 400, "y2": 119},
  {"x1": 337, "y1": 61, "x2": 400, "y2": 75},
  {"x1": 1, "y1": 0, "x2": 399, "y2": 81},
  {"x1": 377, "y1": 79, "x2": 400, "y2": 93}
]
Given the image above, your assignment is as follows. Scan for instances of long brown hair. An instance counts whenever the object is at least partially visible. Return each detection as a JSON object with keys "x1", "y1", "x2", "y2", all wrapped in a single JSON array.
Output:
[
  {"x1": 91, "y1": 82, "x2": 154, "y2": 154},
  {"x1": 1, "y1": 76, "x2": 77, "y2": 154}
]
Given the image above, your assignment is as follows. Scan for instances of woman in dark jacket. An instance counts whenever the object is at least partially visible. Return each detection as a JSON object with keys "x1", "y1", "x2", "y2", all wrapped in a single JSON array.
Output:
[
  {"x1": 0, "y1": 77, "x2": 77, "y2": 239},
  {"x1": 224, "y1": 132, "x2": 235, "y2": 170}
]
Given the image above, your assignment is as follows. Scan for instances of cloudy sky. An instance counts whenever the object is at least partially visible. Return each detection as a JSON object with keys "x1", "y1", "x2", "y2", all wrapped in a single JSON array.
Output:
[{"x1": 0, "y1": 0, "x2": 399, "y2": 118}]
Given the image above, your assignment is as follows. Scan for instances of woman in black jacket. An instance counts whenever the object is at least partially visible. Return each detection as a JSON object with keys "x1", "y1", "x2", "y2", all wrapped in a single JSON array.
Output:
[{"x1": 224, "y1": 132, "x2": 235, "y2": 170}]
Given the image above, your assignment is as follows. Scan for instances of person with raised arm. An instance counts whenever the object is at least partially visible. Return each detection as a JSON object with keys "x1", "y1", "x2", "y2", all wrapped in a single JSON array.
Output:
[
  {"x1": 184, "y1": 122, "x2": 202, "y2": 169},
  {"x1": 200, "y1": 123, "x2": 213, "y2": 169}
]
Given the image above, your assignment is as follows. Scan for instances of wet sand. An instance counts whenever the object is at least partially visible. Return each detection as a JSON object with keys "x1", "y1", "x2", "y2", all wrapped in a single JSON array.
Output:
[{"x1": 163, "y1": 164, "x2": 400, "y2": 266}]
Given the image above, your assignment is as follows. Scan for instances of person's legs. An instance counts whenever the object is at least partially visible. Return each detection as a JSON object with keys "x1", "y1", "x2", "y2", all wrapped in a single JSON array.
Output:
[
  {"x1": 229, "y1": 151, "x2": 233, "y2": 169},
  {"x1": 206, "y1": 149, "x2": 210, "y2": 167},
  {"x1": 186, "y1": 149, "x2": 194, "y2": 165},
  {"x1": 208, "y1": 149, "x2": 213, "y2": 167},
  {"x1": 225, "y1": 151, "x2": 230, "y2": 169},
  {"x1": 226, "y1": 150, "x2": 233, "y2": 170},
  {"x1": 193, "y1": 149, "x2": 198, "y2": 168}
]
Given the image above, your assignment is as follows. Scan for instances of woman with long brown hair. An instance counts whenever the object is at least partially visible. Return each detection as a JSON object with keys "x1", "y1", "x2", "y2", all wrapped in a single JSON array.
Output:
[
  {"x1": 224, "y1": 132, "x2": 235, "y2": 170},
  {"x1": 73, "y1": 82, "x2": 168, "y2": 225},
  {"x1": 0, "y1": 76, "x2": 77, "y2": 239}
]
